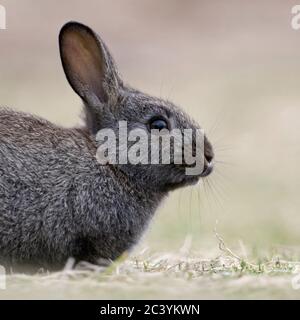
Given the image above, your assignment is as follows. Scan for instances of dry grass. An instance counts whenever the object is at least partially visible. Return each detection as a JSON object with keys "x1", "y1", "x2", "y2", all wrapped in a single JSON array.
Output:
[{"x1": 1, "y1": 235, "x2": 300, "y2": 300}]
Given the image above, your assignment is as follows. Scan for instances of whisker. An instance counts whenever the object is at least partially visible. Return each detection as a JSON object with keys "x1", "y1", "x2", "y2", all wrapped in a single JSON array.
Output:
[
  {"x1": 209, "y1": 176, "x2": 228, "y2": 204},
  {"x1": 214, "y1": 145, "x2": 235, "y2": 152},
  {"x1": 203, "y1": 179, "x2": 213, "y2": 216},
  {"x1": 196, "y1": 183, "x2": 202, "y2": 225},
  {"x1": 215, "y1": 160, "x2": 235, "y2": 166},
  {"x1": 207, "y1": 107, "x2": 228, "y2": 137},
  {"x1": 177, "y1": 189, "x2": 183, "y2": 221},
  {"x1": 205, "y1": 177, "x2": 224, "y2": 210},
  {"x1": 213, "y1": 167, "x2": 230, "y2": 181},
  {"x1": 189, "y1": 187, "x2": 193, "y2": 232}
]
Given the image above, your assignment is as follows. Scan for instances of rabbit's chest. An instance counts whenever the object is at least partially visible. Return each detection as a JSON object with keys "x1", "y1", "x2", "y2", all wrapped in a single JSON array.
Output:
[
  {"x1": 70, "y1": 197, "x2": 156, "y2": 263},
  {"x1": 73, "y1": 211, "x2": 151, "y2": 263}
]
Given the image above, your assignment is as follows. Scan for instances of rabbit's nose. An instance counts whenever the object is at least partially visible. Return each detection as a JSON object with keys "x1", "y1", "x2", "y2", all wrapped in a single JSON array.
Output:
[
  {"x1": 200, "y1": 136, "x2": 214, "y2": 177},
  {"x1": 204, "y1": 150, "x2": 214, "y2": 163},
  {"x1": 204, "y1": 135, "x2": 214, "y2": 162}
]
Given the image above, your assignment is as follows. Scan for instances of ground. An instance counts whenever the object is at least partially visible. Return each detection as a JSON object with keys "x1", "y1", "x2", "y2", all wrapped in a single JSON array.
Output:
[{"x1": 2, "y1": 236, "x2": 300, "y2": 299}]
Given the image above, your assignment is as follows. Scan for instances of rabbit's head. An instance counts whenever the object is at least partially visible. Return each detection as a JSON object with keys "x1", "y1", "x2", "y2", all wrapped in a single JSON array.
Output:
[{"x1": 59, "y1": 22, "x2": 214, "y2": 192}]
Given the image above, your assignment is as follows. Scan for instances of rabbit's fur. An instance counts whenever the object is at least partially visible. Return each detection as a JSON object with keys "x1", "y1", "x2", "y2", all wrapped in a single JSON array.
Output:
[{"x1": 0, "y1": 22, "x2": 214, "y2": 271}]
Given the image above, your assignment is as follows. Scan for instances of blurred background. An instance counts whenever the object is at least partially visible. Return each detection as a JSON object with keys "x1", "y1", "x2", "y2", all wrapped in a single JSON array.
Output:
[{"x1": 0, "y1": 0, "x2": 300, "y2": 259}]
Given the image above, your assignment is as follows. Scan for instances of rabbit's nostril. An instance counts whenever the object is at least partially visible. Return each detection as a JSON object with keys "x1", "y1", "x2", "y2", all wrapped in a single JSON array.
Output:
[
  {"x1": 204, "y1": 147, "x2": 214, "y2": 165},
  {"x1": 204, "y1": 135, "x2": 214, "y2": 164},
  {"x1": 205, "y1": 152, "x2": 213, "y2": 164}
]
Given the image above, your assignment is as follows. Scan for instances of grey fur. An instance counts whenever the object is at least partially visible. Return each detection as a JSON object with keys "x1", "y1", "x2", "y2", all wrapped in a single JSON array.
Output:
[{"x1": 0, "y1": 22, "x2": 214, "y2": 272}]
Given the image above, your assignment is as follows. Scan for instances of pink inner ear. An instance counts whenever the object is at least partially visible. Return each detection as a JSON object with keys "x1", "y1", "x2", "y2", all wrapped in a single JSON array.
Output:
[{"x1": 61, "y1": 29, "x2": 106, "y2": 101}]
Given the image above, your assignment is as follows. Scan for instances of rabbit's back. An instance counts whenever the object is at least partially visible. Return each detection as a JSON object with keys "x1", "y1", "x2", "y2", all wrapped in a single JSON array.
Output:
[
  {"x1": 0, "y1": 109, "x2": 95, "y2": 267},
  {"x1": 0, "y1": 108, "x2": 98, "y2": 202}
]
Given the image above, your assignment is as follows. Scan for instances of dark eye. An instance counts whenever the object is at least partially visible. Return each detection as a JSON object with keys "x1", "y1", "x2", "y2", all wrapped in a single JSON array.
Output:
[{"x1": 149, "y1": 118, "x2": 169, "y2": 131}]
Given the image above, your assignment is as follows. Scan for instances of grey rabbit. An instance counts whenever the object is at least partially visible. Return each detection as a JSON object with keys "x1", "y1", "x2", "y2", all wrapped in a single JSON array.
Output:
[{"x1": 0, "y1": 21, "x2": 214, "y2": 271}]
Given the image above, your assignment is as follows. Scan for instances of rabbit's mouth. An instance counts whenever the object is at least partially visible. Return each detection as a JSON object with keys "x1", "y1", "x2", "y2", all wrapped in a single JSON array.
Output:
[
  {"x1": 164, "y1": 162, "x2": 214, "y2": 191},
  {"x1": 164, "y1": 174, "x2": 200, "y2": 191},
  {"x1": 165, "y1": 147, "x2": 214, "y2": 191},
  {"x1": 199, "y1": 159, "x2": 214, "y2": 177}
]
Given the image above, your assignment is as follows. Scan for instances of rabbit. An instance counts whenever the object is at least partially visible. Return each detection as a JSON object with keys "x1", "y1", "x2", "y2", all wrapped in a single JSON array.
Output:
[{"x1": 0, "y1": 21, "x2": 214, "y2": 271}]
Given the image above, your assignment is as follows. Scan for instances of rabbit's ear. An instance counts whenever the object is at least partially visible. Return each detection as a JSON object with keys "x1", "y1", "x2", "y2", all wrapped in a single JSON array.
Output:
[{"x1": 59, "y1": 21, "x2": 121, "y2": 106}]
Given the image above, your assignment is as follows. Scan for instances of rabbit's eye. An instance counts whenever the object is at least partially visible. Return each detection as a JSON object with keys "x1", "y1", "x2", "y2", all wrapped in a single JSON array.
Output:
[{"x1": 149, "y1": 118, "x2": 169, "y2": 131}]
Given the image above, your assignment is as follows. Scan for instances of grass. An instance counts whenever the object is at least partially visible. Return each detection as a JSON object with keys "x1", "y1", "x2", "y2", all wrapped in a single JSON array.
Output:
[{"x1": 1, "y1": 233, "x2": 300, "y2": 300}]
